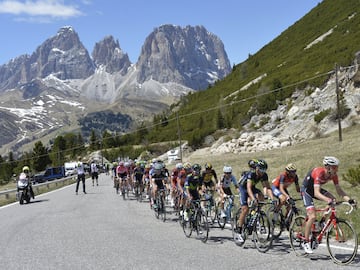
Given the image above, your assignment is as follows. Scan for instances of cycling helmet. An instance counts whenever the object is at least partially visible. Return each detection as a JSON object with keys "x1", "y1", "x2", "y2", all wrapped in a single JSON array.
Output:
[
  {"x1": 323, "y1": 156, "x2": 339, "y2": 166},
  {"x1": 22, "y1": 166, "x2": 30, "y2": 172},
  {"x1": 285, "y1": 163, "x2": 297, "y2": 172},
  {"x1": 248, "y1": 159, "x2": 258, "y2": 169},
  {"x1": 192, "y1": 163, "x2": 202, "y2": 172},
  {"x1": 205, "y1": 162, "x2": 212, "y2": 170},
  {"x1": 175, "y1": 163, "x2": 183, "y2": 170},
  {"x1": 124, "y1": 162, "x2": 130, "y2": 167},
  {"x1": 153, "y1": 162, "x2": 163, "y2": 170},
  {"x1": 223, "y1": 165, "x2": 232, "y2": 173},
  {"x1": 119, "y1": 161, "x2": 124, "y2": 166},
  {"x1": 256, "y1": 159, "x2": 268, "y2": 172},
  {"x1": 183, "y1": 162, "x2": 192, "y2": 171}
]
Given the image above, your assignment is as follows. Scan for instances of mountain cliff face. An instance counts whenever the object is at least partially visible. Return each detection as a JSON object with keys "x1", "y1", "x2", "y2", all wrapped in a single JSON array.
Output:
[
  {"x1": 91, "y1": 36, "x2": 131, "y2": 75},
  {"x1": 0, "y1": 24, "x2": 231, "y2": 154},
  {"x1": 0, "y1": 27, "x2": 94, "y2": 92},
  {"x1": 136, "y1": 25, "x2": 231, "y2": 90}
]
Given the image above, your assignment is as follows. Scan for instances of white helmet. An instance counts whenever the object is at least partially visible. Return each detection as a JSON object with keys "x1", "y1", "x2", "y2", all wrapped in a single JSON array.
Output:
[
  {"x1": 223, "y1": 165, "x2": 232, "y2": 173},
  {"x1": 175, "y1": 163, "x2": 183, "y2": 170},
  {"x1": 323, "y1": 156, "x2": 339, "y2": 166}
]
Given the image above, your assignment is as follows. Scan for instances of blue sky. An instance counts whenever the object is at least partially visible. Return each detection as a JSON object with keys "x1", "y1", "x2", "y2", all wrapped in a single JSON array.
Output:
[{"x1": 0, "y1": 0, "x2": 322, "y2": 66}]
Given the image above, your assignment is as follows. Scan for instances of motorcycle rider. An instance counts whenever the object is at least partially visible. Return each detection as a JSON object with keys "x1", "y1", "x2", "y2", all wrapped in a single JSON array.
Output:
[{"x1": 19, "y1": 166, "x2": 35, "y2": 199}]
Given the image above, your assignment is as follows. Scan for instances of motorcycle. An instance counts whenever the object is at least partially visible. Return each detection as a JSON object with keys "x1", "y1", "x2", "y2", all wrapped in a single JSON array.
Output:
[{"x1": 16, "y1": 173, "x2": 32, "y2": 205}]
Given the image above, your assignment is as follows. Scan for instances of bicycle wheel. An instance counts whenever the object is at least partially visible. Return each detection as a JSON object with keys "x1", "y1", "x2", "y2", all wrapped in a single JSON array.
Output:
[
  {"x1": 121, "y1": 186, "x2": 126, "y2": 200},
  {"x1": 327, "y1": 219, "x2": 358, "y2": 265},
  {"x1": 289, "y1": 215, "x2": 307, "y2": 256},
  {"x1": 253, "y1": 210, "x2": 273, "y2": 253},
  {"x1": 160, "y1": 196, "x2": 166, "y2": 222},
  {"x1": 196, "y1": 210, "x2": 209, "y2": 243},
  {"x1": 267, "y1": 205, "x2": 283, "y2": 240},
  {"x1": 182, "y1": 209, "x2": 193, "y2": 238},
  {"x1": 231, "y1": 208, "x2": 245, "y2": 247},
  {"x1": 206, "y1": 204, "x2": 217, "y2": 225},
  {"x1": 217, "y1": 206, "x2": 226, "y2": 229}
]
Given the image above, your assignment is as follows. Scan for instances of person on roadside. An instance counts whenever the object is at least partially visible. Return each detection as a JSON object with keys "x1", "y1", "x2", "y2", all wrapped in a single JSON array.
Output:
[
  {"x1": 300, "y1": 156, "x2": 357, "y2": 254},
  {"x1": 90, "y1": 160, "x2": 99, "y2": 186},
  {"x1": 76, "y1": 162, "x2": 86, "y2": 195}
]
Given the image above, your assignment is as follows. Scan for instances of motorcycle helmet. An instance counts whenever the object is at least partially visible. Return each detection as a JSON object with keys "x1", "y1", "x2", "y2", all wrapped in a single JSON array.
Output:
[{"x1": 22, "y1": 166, "x2": 30, "y2": 173}]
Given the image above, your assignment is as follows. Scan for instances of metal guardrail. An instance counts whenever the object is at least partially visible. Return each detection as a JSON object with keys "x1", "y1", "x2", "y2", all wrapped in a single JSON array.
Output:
[{"x1": 0, "y1": 175, "x2": 77, "y2": 202}]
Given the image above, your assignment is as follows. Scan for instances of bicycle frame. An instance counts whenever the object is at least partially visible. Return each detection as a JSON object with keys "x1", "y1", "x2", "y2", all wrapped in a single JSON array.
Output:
[{"x1": 290, "y1": 201, "x2": 358, "y2": 265}]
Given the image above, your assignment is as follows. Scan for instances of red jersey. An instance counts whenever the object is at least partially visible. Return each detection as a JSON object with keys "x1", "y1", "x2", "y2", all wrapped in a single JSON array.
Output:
[{"x1": 272, "y1": 172, "x2": 299, "y2": 189}]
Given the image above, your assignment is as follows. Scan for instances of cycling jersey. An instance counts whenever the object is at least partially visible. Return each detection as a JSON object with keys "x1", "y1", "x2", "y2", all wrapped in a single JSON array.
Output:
[
  {"x1": 301, "y1": 167, "x2": 339, "y2": 197},
  {"x1": 185, "y1": 173, "x2": 202, "y2": 200},
  {"x1": 240, "y1": 171, "x2": 268, "y2": 188},
  {"x1": 116, "y1": 165, "x2": 128, "y2": 178},
  {"x1": 202, "y1": 169, "x2": 217, "y2": 186},
  {"x1": 177, "y1": 169, "x2": 187, "y2": 188},
  {"x1": 133, "y1": 167, "x2": 144, "y2": 182},
  {"x1": 220, "y1": 174, "x2": 237, "y2": 195},
  {"x1": 272, "y1": 172, "x2": 299, "y2": 189}
]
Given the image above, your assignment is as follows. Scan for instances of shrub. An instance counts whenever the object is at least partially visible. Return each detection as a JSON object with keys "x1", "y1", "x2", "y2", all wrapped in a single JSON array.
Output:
[
  {"x1": 342, "y1": 165, "x2": 360, "y2": 187},
  {"x1": 314, "y1": 109, "x2": 331, "y2": 123}
]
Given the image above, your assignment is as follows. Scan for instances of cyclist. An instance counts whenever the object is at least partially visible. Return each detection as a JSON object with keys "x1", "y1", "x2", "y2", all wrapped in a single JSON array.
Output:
[
  {"x1": 271, "y1": 163, "x2": 300, "y2": 215},
  {"x1": 300, "y1": 156, "x2": 357, "y2": 254},
  {"x1": 183, "y1": 163, "x2": 203, "y2": 221},
  {"x1": 133, "y1": 162, "x2": 145, "y2": 196},
  {"x1": 170, "y1": 163, "x2": 183, "y2": 207},
  {"x1": 150, "y1": 162, "x2": 168, "y2": 208},
  {"x1": 143, "y1": 163, "x2": 151, "y2": 199},
  {"x1": 201, "y1": 162, "x2": 218, "y2": 189},
  {"x1": 236, "y1": 159, "x2": 274, "y2": 243},
  {"x1": 116, "y1": 161, "x2": 129, "y2": 195},
  {"x1": 218, "y1": 165, "x2": 239, "y2": 218},
  {"x1": 177, "y1": 162, "x2": 191, "y2": 215}
]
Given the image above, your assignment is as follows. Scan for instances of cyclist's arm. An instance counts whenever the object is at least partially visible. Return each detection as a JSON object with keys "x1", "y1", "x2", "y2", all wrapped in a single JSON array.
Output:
[
  {"x1": 262, "y1": 180, "x2": 274, "y2": 200},
  {"x1": 247, "y1": 180, "x2": 256, "y2": 201},
  {"x1": 335, "y1": 184, "x2": 350, "y2": 201},
  {"x1": 314, "y1": 185, "x2": 333, "y2": 203}
]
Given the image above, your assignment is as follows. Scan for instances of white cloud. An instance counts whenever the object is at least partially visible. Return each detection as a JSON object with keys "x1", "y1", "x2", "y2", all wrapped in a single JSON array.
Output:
[{"x1": 0, "y1": 0, "x2": 83, "y2": 19}]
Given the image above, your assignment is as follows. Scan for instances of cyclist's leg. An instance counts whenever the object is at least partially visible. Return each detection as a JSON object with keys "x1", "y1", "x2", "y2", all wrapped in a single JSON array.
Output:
[{"x1": 238, "y1": 186, "x2": 249, "y2": 231}]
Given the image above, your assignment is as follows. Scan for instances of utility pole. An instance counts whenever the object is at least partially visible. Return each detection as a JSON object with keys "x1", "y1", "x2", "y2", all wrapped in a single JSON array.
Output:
[
  {"x1": 335, "y1": 63, "x2": 342, "y2": 142},
  {"x1": 176, "y1": 112, "x2": 183, "y2": 162}
]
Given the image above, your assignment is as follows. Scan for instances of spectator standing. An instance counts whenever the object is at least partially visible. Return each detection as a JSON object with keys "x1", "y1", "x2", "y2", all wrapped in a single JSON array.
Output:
[
  {"x1": 76, "y1": 162, "x2": 86, "y2": 195},
  {"x1": 91, "y1": 161, "x2": 99, "y2": 186}
]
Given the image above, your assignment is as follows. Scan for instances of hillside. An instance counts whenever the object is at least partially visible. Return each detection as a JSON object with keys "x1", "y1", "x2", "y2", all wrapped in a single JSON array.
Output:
[{"x1": 141, "y1": 0, "x2": 360, "y2": 147}]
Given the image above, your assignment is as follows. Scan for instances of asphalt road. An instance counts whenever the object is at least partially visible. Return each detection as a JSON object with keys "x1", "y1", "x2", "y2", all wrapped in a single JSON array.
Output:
[{"x1": 1, "y1": 174, "x2": 359, "y2": 270}]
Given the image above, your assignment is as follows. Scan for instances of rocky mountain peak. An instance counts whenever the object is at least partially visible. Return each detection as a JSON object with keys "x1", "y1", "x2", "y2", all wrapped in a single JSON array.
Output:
[
  {"x1": 91, "y1": 35, "x2": 131, "y2": 75},
  {"x1": 28, "y1": 26, "x2": 95, "y2": 80},
  {"x1": 136, "y1": 24, "x2": 231, "y2": 90}
]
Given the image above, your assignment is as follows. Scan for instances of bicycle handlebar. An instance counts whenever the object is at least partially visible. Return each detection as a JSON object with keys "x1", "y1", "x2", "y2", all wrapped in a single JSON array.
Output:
[{"x1": 321, "y1": 201, "x2": 355, "y2": 215}]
